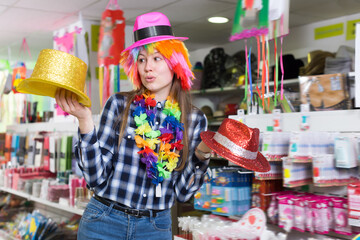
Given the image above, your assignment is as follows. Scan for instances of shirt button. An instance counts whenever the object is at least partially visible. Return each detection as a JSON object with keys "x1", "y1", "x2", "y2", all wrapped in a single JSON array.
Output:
[
  {"x1": 143, "y1": 194, "x2": 147, "y2": 197},
  {"x1": 127, "y1": 135, "x2": 131, "y2": 139},
  {"x1": 156, "y1": 121, "x2": 159, "y2": 125},
  {"x1": 196, "y1": 165, "x2": 200, "y2": 169}
]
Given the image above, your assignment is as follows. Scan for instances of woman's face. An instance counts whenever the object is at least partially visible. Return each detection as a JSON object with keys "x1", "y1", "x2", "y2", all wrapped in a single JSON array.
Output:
[{"x1": 137, "y1": 49, "x2": 174, "y2": 100}]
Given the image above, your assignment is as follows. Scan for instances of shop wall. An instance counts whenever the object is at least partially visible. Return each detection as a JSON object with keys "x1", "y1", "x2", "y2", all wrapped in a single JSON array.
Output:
[{"x1": 189, "y1": 12, "x2": 360, "y2": 65}]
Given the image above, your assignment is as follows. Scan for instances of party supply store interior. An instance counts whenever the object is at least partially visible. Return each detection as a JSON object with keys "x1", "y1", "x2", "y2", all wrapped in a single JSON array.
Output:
[{"x1": 1, "y1": 0, "x2": 360, "y2": 239}]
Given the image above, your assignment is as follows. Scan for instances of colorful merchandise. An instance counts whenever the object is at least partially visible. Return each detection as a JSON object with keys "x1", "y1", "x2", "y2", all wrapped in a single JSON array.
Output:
[
  {"x1": 333, "y1": 198, "x2": 352, "y2": 235},
  {"x1": 178, "y1": 207, "x2": 267, "y2": 239},
  {"x1": 230, "y1": 0, "x2": 290, "y2": 108},
  {"x1": 348, "y1": 182, "x2": 360, "y2": 227},
  {"x1": 334, "y1": 136, "x2": 358, "y2": 168},
  {"x1": 194, "y1": 173, "x2": 212, "y2": 211},
  {"x1": 288, "y1": 131, "x2": 312, "y2": 161},
  {"x1": 211, "y1": 171, "x2": 252, "y2": 216},
  {"x1": 261, "y1": 131, "x2": 290, "y2": 161},
  {"x1": 282, "y1": 157, "x2": 312, "y2": 187},
  {"x1": 133, "y1": 92, "x2": 183, "y2": 186},
  {"x1": 97, "y1": 0, "x2": 125, "y2": 105},
  {"x1": 12, "y1": 62, "x2": 26, "y2": 94},
  {"x1": 255, "y1": 161, "x2": 282, "y2": 180},
  {"x1": 98, "y1": 0, "x2": 125, "y2": 66},
  {"x1": 12, "y1": 38, "x2": 31, "y2": 94}
]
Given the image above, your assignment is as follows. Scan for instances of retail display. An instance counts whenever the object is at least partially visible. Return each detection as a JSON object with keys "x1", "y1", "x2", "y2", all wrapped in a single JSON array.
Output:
[
  {"x1": 177, "y1": 208, "x2": 291, "y2": 240},
  {"x1": 230, "y1": 0, "x2": 290, "y2": 108},
  {"x1": 194, "y1": 168, "x2": 252, "y2": 216},
  {"x1": 299, "y1": 73, "x2": 351, "y2": 111},
  {"x1": 0, "y1": 1, "x2": 359, "y2": 239}
]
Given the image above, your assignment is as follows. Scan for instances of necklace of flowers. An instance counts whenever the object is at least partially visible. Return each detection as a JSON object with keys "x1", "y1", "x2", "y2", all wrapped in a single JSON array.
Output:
[{"x1": 133, "y1": 92, "x2": 184, "y2": 186}]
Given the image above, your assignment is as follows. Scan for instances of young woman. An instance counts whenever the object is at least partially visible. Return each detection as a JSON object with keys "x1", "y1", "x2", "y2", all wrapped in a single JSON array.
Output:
[{"x1": 55, "y1": 12, "x2": 212, "y2": 240}]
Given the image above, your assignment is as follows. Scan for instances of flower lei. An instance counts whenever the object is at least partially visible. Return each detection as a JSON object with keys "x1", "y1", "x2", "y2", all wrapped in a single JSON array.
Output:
[{"x1": 133, "y1": 92, "x2": 184, "y2": 186}]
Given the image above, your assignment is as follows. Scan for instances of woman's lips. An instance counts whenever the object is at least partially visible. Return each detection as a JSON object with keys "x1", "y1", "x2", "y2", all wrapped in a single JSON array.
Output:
[{"x1": 146, "y1": 76, "x2": 155, "y2": 82}]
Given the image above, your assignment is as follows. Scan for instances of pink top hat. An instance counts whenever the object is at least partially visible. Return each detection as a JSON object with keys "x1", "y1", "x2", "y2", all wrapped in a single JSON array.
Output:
[{"x1": 123, "y1": 12, "x2": 188, "y2": 52}]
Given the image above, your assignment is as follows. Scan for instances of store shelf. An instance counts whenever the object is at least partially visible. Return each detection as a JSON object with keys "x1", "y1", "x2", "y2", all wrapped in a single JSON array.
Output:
[
  {"x1": 6, "y1": 119, "x2": 78, "y2": 133},
  {"x1": 191, "y1": 86, "x2": 242, "y2": 94},
  {"x1": 5, "y1": 115, "x2": 100, "y2": 134},
  {"x1": 0, "y1": 187, "x2": 84, "y2": 216},
  {"x1": 191, "y1": 78, "x2": 299, "y2": 95},
  {"x1": 208, "y1": 120, "x2": 223, "y2": 127},
  {"x1": 0, "y1": 229, "x2": 16, "y2": 240},
  {"x1": 267, "y1": 222, "x2": 355, "y2": 240},
  {"x1": 244, "y1": 109, "x2": 360, "y2": 132}
]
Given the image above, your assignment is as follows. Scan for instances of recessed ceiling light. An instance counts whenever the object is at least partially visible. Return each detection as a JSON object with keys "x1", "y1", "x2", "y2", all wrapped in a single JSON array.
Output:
[{"x1": 208, "y1": 16, "x2": 229, "y2": 24}]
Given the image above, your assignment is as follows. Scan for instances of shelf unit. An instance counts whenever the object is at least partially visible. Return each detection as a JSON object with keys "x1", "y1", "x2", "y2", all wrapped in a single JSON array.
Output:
[
  {"x1": 1, "y1": 120, "x2": 87, "y2": 224},
  {"x1": 243, "y1": 109, "x2": 360, "y2": 132},
  {"x1": 0, "y1": 187, "x2": 84, "y2": 215},
  {"x1": 6, "y1": 118, "x2": 78, "y2": 133},
  {"x1": 0, "y1": 229, "x2": 15, "y2": 240},
  {"x1": 191, "y1": 72, "x2": 354, "y2": 95},
  {"x1": 190, "y1": 78, "x2": 299, "y2": 95}
]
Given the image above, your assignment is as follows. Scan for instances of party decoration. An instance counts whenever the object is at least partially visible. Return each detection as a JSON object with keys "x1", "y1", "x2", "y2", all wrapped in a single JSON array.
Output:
[
  {"x1": 98, "y1": 0, "x2": 125, "y2": 106},
  {"x1": 12, "y1": 38, "x2": 31, "y2": 94},
  {"x1": 53, "y1": 15, "x2": 90, "y2": 116},
  {"x1": 134, "y1": 92, "x2": 184, "y2": 186},
  {"x1": 230, "y1": 0, "x2": 289, "y2": 110}
]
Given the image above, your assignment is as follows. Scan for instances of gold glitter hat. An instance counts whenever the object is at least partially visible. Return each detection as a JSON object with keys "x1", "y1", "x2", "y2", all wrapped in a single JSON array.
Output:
[
  {"x1": 16, "y1": 49, "x2": 91, "y2": 107},
  {"x1": 200, "y1": 118, "x2": 270, "y2": 172}
]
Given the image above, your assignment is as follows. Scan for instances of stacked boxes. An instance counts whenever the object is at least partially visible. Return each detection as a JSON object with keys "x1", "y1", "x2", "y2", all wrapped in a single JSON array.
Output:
[{"x1": 194, "y1": 168, "x2": 252, "y2": 216}]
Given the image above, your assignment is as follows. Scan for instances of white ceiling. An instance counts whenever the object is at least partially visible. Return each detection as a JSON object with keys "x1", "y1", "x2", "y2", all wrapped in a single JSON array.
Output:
[{"x1": 1, "y1": 0, "x2": 360, "y2": 61}]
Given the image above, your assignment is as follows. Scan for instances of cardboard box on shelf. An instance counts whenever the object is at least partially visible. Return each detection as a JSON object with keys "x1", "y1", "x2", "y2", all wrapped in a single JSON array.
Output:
[{"x1": 299, "y1": 73, "x2": 351, "y2": 111}]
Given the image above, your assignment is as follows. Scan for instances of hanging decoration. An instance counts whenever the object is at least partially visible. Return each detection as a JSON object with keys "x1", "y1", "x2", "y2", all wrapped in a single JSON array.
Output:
[
  {"x1": 12, "y1": 38, "x2": 31, "y2": 94},
  {"x1": 230, "y1": 0, "x2": 289, "y2": 111},
  {"x1": 98, "y1": 0, "x2": 125, "y2": 107},
  {"x1": 53, "y1": 15, "x2": 90, "y2": 117}
]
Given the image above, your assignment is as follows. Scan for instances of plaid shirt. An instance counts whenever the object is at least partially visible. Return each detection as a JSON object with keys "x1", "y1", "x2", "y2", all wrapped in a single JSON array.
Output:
[{"x1": 76, "y1": 94, "x2": 209, "y2": 210}]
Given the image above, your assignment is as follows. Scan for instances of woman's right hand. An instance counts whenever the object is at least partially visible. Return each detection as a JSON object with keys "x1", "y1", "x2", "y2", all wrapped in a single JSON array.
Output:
[{"x1": 55, "y1": 88, "x2": 94, "y2": 134}]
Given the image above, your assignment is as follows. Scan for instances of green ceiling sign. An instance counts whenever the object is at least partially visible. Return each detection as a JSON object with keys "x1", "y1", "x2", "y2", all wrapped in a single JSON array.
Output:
[
  {"x1": 314, "y1": 23, "x2": 344, "y2": 40},
  {"x1": 346, "y1": 19, "x2": 360, "y2": 40}
]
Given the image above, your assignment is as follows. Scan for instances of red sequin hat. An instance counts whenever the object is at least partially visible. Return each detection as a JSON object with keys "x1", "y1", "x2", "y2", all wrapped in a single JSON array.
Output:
[{"x1": 200, "y1": 118, "x2": 270, "y2": 172}]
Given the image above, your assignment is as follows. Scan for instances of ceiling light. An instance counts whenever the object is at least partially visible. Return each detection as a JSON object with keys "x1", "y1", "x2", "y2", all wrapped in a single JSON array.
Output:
[{"x1": 208, "y1": 16, "x2": 229, "y2": 24}]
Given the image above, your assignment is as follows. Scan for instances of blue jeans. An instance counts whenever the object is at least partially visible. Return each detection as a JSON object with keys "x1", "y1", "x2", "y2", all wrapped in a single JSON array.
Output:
[{"x1": 78, "y1": 197, "x2": 172, "y2": 240}]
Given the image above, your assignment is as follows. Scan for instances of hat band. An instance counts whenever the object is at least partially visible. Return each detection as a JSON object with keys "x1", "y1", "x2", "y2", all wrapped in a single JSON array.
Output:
[
  {"x1": 134, "y1": 25, "x2": 173, "y2": 42},
  {"x1": 213, "y1": 132, "x2": 258, "y2": 160}
]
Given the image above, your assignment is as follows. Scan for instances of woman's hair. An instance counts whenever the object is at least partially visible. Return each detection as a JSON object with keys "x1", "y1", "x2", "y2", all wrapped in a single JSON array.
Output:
[
  {"x1": 117, "y1": 39, "x2": 195, "y2": 171},
  {"x1": 120, "y1": 39, "x2": 194, "y2": 91}
]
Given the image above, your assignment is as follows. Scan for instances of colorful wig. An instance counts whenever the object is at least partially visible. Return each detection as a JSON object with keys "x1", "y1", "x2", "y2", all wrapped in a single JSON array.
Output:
[{"x1": 120, "y1": 39, "x2": 194, "y2": 91}]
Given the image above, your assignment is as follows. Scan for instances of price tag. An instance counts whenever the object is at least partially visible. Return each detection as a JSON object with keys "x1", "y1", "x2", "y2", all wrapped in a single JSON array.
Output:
[{"x1": 156, "y1": 183, "x2": 162, "y2": 197}]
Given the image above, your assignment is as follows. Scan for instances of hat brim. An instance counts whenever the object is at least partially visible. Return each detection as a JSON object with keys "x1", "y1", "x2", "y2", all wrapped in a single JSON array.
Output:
[
  {"x1": 16, "y1": 78, "x2": 91, "y2": 108},
  {"x1": 122, "y1": 35, "x2": 188, "y2": 53},
  {"x1": 200, "y1": 131, "x2": 270, "y2": 172}
]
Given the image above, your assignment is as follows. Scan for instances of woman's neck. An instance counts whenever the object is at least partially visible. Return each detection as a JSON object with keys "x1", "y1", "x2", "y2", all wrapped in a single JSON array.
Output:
[{"x1": 150, "y1": 90, "x2": 170, "y2": 102}]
